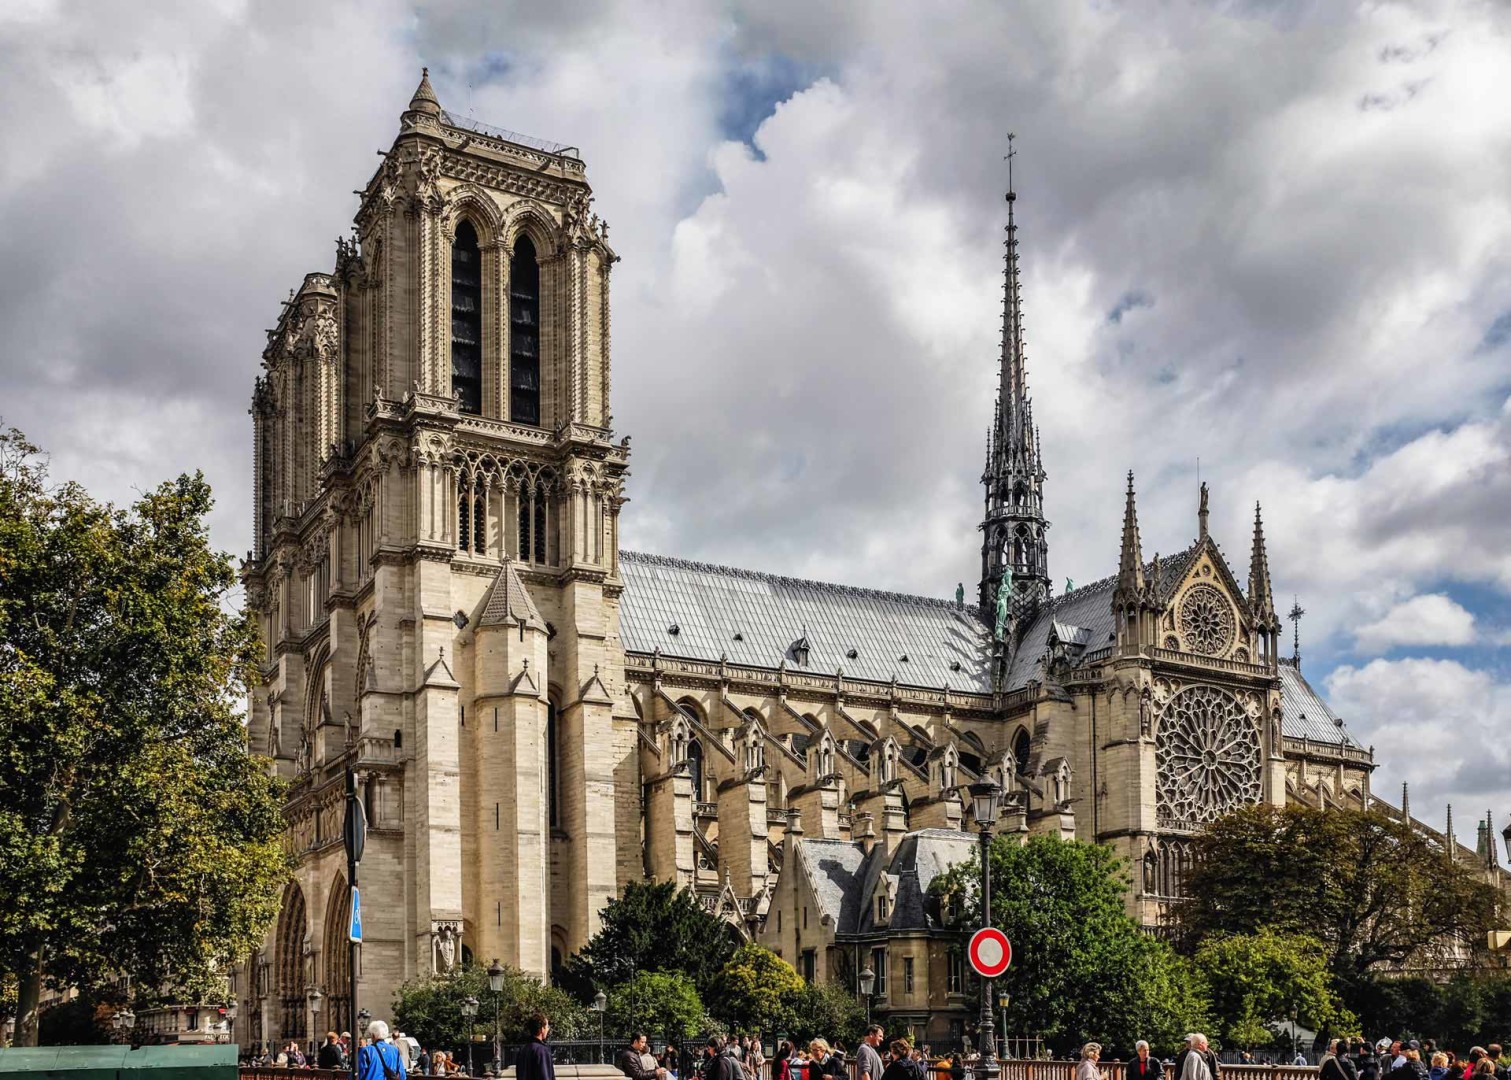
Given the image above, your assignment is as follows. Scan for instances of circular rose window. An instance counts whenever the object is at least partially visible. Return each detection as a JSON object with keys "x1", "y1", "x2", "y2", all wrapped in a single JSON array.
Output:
[
  {"x1": 1179, "y1": 584, "x2": 1235, "y2": 656},
  {"x1": 1155, "y1": 685, "x2": 1262, "y2": 829}
]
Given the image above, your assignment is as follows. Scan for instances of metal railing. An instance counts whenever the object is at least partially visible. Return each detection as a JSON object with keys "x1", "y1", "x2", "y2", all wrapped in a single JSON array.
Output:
[{"x1": 240, "y1": 1054, "x2": 1322, "y2": 1080}]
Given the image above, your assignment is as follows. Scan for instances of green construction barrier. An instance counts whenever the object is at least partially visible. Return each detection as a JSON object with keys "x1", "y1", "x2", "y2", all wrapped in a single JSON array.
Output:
[{"x1": 0, "y1": 1044, "x2": 238, "y2": 1080}]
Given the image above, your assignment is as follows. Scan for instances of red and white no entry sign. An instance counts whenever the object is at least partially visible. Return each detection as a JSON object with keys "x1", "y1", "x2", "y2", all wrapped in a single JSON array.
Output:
[{"x1": 968, "y1": 926, "x2": 1012, "y2": 978}]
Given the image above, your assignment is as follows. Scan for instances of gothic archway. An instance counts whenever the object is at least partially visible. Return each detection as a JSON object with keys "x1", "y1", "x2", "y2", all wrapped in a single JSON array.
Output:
[
  {"x1": 322, "y1": 877, "x2": 352, "y2": 1036},
  {"x1": 275, "y1": 883, "x2": 309, "y2": 1044}
]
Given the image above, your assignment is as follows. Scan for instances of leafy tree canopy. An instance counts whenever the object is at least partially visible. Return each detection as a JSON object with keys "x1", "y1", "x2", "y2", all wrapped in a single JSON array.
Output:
[
  {"x1": 1350, "y1": 972, "x2": 1511, "y2": 1049},
  {"x1": 392, "y1": 962, "x2": 587, "y2": 1060},
  {"x1": 561, "y1": 881, "x2": 739, "y2": 999},
  {"x1": 786, "y1": 982, "x2": 866, "y2": 1046},
  {"x1": 1192, "y1": 930, "x2": 1351, "y2": 1050},
  {"x1": 707, "y1": 944, "x2": 805, "y2": 1034},
  {"x1": 932, "y1": 835, "x2": 1206, "y2": 1055},
  {"x1": 0, "y1": 428, "x2": 288, "y2": 1045},
  {"x1": 1176, "y1": 805, "x2": 1501, "y2": 986},
  {"x1": 606, "y1": 971, "x2": 705, "y2": 1043}
]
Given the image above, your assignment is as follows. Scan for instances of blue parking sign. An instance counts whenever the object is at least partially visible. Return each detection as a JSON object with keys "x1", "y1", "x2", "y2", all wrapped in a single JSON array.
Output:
[{"x1": 349, "y1": 885, "x2": 362, "y2": 943}]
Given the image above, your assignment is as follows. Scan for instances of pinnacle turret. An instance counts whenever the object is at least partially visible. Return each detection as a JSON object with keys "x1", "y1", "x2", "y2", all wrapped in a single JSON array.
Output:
[
  {"x1": 1248, "y1": 502, "x2": 1279, "y2": 628},
  {"x1": 405, "y1": 67, "x2": 442, "y2": 119},
  {"x1": 1115, "y1": 471, "x2": 1145, "y2": 602},
  {"x1": 979, "y1": 135, "x2": 1050, "y2": 615}
]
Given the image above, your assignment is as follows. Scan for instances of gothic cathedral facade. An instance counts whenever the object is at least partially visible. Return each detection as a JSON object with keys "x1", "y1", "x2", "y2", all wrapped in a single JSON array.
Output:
[{"x1": 236, "y1": 75, "x2": 1496, "y2": 1051}]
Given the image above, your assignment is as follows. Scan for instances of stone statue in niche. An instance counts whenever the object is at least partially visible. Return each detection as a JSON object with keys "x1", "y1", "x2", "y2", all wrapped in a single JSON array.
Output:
[
  {"x1": 1139, "y1": 686, "x2": 1154, "y2": 739},
  {"x1": 435, "y1": 925, "x2": 457, "y2": 972}
]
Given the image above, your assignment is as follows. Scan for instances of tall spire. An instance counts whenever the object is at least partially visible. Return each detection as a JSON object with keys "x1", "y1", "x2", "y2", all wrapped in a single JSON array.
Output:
[
  {"x1": 1116, "y1": 472, "x2": 1145, "y2": 597},
  {"x1": 1401, "y1": 782, "x2": 1410, "y2": 820},
  {"x1": 1446, "y1": 804, "x2": 1456, "y2": 862},
  {"x1": 979, "y1": 134, "x2": 1050, "y2": 615}
]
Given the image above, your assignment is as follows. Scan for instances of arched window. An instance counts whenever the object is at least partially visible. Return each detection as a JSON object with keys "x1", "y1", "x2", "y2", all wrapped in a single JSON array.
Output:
[
  {"x1": 533, "y1": 479, "x2": 547, "y2": 563},
  {"x1": 687, "y1": 738, "x2": 704, "y2": 801},
  {"x1": 517, "y1": 481, "x2": 531, "y2": 561},
  {"x1": 510, "y1": 235, "x2": 541, "y2": 426},
  {"x1": 393, "y1": 728, "x2": 403, "y2": 750},
  {"x1": 1012, "y1": 728, "x2": 1031, "y2": 775},
  {"x1": 451, "y1": 221, "x2": 482, "y2": 414},
  {"x1": 458, "y1": 476, "x2": 472, "y2": 552},
  {"x1": 474, "y1": 477, "x2": 487, "y2": 554},
  {"x1": 547, "y1": 699, "x2": 559, "y2": 827}
]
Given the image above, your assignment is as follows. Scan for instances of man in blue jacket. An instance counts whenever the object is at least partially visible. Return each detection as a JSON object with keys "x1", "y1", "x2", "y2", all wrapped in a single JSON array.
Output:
[
  {"x1": 517, "y1": 1013, "x2": 557, "y2": 1080},
  {"x1": 359, "y1": 1019, "x2": 407, "y2": 1080}
]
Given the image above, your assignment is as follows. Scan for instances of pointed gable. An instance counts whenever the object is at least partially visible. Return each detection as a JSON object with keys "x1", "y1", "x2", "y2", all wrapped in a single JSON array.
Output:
[{"x1": 479, "y1": 558, "x2": 545, "y2": 632}]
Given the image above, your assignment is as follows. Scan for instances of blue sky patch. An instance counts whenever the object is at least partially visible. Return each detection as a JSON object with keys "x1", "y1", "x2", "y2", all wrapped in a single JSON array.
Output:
[
  {"x1": 1107, "y1": 289, "x2": 1153, "y2": 324},
  {"x1": 718, "y1": 52, "x2": 827, "y2": 157}
]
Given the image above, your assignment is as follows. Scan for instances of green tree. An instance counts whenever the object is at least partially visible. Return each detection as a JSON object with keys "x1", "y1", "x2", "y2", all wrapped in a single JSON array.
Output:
[
  {"x1": 0, "y1": 428, "x2": 288, "y2": 1045},
  {"x1": 393, "y1": 962, "x2": 587, "y2": 1059},
  {"x1": 1192, "y1": 930, "x2": 1350, "y2": 1050},
  {"x1": 707, "y1": 944, "x2": 804, "y2": 1033},
  {"x1": 561, "y1": 881, "x2": 740, "y2": 998},
  {"x1": 932, "y1": 835, "x2": 1206, "y2": 1054},
  {"x1": 607, "y1": 972, "x2": 705, "y2": 1043},
  {"x1": 786, "y1": 982, "x2": 865, "y2": 1045},
  {"x1": 1177, "y1": 805, "x2": 1500, "y2": 990}
]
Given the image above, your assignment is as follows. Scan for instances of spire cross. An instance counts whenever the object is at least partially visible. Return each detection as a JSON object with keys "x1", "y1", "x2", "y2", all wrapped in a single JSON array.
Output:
[
  {"x1": 1287, "y1": 597, "x2": 1305, "y2": 665},
  {"x1": 1005, "y1": 132, "x2": 1016, "y2": 196}
]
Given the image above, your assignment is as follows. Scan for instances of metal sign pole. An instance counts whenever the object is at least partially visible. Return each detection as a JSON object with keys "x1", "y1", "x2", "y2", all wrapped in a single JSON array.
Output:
[{"x1": 344, "y1": 767, "x2": 366, "y2": 1080}]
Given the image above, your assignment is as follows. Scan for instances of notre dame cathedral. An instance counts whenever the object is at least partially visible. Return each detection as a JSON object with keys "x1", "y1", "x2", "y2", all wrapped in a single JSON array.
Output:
[{"x1": 233, "y1": 73, "x2": 1506, "y2": 1050}]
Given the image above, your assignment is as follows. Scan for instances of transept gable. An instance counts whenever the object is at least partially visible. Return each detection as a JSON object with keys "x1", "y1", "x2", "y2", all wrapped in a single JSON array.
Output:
[{"x1": 1160, "y1": 536, "x2": 1258, "y2": 663}]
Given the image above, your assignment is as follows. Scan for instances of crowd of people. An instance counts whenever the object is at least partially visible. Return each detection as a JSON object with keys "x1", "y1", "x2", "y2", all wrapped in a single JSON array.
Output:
[
  {"x1": 244, "y1": 1014, "x2": 1511, "y2": 1080},
  {"x1": 1316, "y1": 1038, "x2": 1510, "y2": 1080}
]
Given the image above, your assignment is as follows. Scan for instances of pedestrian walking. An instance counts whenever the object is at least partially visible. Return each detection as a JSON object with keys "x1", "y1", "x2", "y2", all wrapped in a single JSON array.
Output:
[
  {"x1": 858, "y1": 1026, "x2": 886, "y2": 1080},
  {"x1": 515, "y1": 1014, "x2": 556, "y2": 1080},
  {"x1": 882, "y1": 1042, "x2": 917, "y2": 1080},
  {"x1": 319, "y1": 1031, "x2": 347, "y2": 1069},
  {"x1": 1128, "y1": 1041, "x2": 1162, "y2": 1080},
  {"x1": 1076, "y1": 1044, "x2": 1102, "y2": 1080},
  {"x1": 773, "y1": 1041, "x2": 794, "y2": 1080},
  {"x1": 359, "y1": 1020, "x2": 408, "y2": 1080},
  {"x1": 620, "y1": 1034, "x2": 668, "y2": 1080}
]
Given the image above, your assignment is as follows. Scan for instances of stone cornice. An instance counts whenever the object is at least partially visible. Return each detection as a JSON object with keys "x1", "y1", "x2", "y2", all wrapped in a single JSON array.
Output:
[{"x1": 627, "y1": 652, "x2": 997, "y2": 719}]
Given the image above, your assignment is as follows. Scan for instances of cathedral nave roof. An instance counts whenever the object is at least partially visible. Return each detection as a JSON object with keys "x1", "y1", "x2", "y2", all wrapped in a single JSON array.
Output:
[{"x1": 619, "y1": 551, "x2": 993, "y2": 692}]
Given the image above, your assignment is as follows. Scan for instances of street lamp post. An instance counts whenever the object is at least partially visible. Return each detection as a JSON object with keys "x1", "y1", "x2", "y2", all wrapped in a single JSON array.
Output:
[
  {"x1": 968, "y1": 782, "x2": 1002, "y2": 1080},
  {"x1": 462, "y1": 996, "x2": 480, "y2": 1077},
  {"x1": 592, "y1": 991, "x2": 607, "y2": 1064},
  {"x1": 996, "y1": 991, "x2": 1008, "y2": 1061},
  {"x1": 309, "y1": 988, "x2": 323, "y2": 1060},
  {"x1": 488, "y1": 959, "x2": 506, "y2": 1072},
  {"x1": 112, "y1": 1007, "x2": 136, "y2": 1044},
  {"x1": 858, "y1": 967, "x2": 875, "y2": 1027}
]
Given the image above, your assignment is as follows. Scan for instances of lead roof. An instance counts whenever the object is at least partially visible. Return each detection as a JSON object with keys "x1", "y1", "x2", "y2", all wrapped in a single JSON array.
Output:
[{"x1": 619, "y1": 547, "x2": 1358, "y2": 748}]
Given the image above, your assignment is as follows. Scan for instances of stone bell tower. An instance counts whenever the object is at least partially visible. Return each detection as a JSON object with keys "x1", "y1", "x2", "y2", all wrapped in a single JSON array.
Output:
[{"x1": 242, "y1": 70, "x2": 638, "y2": 1044}]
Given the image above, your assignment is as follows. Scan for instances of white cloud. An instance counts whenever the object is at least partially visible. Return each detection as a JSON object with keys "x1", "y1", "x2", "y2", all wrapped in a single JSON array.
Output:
[
  {"x1": 1354, "y1": 593, "x2": 1477, "y2": 652},
  {"x1": 1326, "y1": 657, "x2": 1511, "y2": 859},
  {"x1": 2, "y1": 0, "x2": 1511, "y2": 828}
]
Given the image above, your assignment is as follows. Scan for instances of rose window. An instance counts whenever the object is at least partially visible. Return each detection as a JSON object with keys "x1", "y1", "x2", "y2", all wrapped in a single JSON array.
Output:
[
  {"x1": 1178, "y1": 584, "x2": 1235, "y2": 656},
  {"x1": 1155, "y1": 685, "x2": 1261, "y2": 829}
]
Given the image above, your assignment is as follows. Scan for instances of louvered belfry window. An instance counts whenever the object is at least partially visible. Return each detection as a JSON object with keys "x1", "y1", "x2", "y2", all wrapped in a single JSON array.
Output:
[
  {"x1": 451, "y1": 221, "x2": 482, "y2": 414},
  {"x1": 509, "y1": 234, "x2": 541, "y2": 426}
]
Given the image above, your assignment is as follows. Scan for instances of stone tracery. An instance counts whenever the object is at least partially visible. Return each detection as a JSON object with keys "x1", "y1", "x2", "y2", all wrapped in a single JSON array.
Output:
[
  {"x1": 1178, "y1": 583, "x2": 1236, "y2": 655},
  {"x1": 1155, "y1": 684, "x2": 1262, "y2": 829}
]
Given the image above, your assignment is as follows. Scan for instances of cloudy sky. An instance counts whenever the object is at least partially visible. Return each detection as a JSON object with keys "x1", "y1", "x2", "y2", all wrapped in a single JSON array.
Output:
[{"x1": 2, "y1": 0, "x2": 1508, "y2": 856}]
